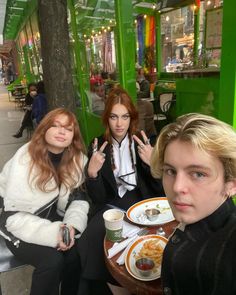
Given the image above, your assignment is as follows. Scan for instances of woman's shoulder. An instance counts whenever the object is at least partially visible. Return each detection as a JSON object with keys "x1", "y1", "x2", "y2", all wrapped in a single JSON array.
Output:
[
  {"x1": 12, "y1": 142, "x2": 30, "y2": 159},
  {"x1": 0, "y1": 143, "x2": 31, "y2": 177}
]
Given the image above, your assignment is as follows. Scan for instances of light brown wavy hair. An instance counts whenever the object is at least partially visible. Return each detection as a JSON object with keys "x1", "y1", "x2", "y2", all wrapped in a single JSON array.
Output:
[
  {"x1": 28, "y1": 108, "x2": 86, "y2": 192},
  {"x1": 151, "y1": 113, "x2": 236, "y2": 182}
]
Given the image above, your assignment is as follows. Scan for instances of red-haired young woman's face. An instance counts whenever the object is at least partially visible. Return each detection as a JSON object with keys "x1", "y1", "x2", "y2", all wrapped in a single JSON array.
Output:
[
  {"x1": 108, "y1": 103, "x2": 130, "y2": 142},
  {"x1": 45, "y1": 114, "x2": 74, "y2": 154}
]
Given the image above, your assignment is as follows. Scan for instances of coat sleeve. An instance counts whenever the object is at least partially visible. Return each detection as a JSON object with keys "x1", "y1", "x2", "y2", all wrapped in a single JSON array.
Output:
[
  {"x1": 62, "y1": 154, "x2": 90, "y2": 234},
  {"x1": 0, "y1": 158, "x2": 12, "y2": 198},
  {"x1": 6, "y1": 212, "x2": 62, "y2": 248},
  {"x1": 63, "y1": 200, "x2": 89, "y2": 235},
  {"x1": 85, "y1": 139, "x2": 109, "y2": 206}
]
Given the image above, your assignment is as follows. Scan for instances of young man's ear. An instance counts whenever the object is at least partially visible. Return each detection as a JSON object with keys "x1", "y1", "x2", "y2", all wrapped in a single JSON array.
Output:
[{"x1": 226, "y1": 180, "x2": 236, "y2": 197}]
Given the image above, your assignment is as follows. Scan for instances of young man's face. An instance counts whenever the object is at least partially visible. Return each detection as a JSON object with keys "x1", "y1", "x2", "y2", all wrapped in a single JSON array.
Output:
[{"x1": 162, "y1": 139, "x2": 235, "y2": 224}]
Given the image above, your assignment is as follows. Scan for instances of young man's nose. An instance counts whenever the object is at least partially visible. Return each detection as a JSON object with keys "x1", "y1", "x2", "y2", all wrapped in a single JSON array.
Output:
[{"x1": 173, "y1": 173, "x2": 188, "y2": 194}]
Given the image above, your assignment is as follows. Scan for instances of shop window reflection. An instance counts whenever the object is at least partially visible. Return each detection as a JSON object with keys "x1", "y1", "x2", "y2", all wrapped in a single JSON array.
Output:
[{"x1": 161, "y1": 0, "x2": 223, "y2": 73}]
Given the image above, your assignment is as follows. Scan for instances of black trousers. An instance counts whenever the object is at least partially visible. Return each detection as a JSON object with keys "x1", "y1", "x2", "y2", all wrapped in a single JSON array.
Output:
[
  {"x1": 77, "y1": 188, "x2": 141, "y2": 295},
  {"x1": 21, "y1": 110, "x2": 33, "y2": 129},
  {"x1": 6, "y1": 240, "x2": 80, "y2": 295}
]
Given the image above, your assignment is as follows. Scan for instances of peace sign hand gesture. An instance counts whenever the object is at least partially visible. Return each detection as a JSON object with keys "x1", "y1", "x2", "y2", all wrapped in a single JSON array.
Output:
[
  {"x1": 133, "y1": 130, "x2": 153, "y2": 166},
  {"x1": 87, "y1": 138, "x2": 108, "y2": 178}
]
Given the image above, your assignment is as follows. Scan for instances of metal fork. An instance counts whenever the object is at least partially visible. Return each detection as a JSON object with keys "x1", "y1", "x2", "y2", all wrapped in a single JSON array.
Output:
[{"x1": 137, "y1": 227, "x2": 149, "y2": 236}]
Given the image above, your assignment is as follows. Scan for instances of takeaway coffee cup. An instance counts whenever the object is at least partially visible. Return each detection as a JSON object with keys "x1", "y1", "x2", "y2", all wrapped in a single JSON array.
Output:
[{"x1": 103, "y1": 209, "x2": 124, "y2": 242}]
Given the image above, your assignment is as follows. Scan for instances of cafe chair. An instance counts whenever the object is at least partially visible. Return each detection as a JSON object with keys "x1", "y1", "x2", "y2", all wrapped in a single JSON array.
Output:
[{"x1": 156, "y1": 93, "x2": 176, "y2": 124}]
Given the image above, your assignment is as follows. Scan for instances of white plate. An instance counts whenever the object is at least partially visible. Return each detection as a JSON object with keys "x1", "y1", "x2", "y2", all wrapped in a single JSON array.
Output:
[
  {"x1": 126, "y1": 197, "x2": 174, "y2": 226},
  {"x1": 125, "y1": 235, "x2": 167, "y2": 281}
]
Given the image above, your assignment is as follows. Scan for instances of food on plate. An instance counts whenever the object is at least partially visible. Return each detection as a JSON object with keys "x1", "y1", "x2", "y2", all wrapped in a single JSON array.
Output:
[
  {"x1": 135, "y1": 257, "x2": 155, "y2": 277},
  {"x1": 135, "y1": 239, "x2": 164, "y2": 272},
  {"x1": 145, "y1": 208, "x2": 160, "y2": 221}
]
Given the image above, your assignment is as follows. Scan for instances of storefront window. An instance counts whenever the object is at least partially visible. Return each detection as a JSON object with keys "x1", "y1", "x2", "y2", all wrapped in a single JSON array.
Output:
[
  {"x1": 198, "y1": 0, "x2": 223, "y2": 69},
  {"x1": 136, "y1": 15, "x2": 156, "y2": 75},
  {"x1": 30, "y1": 12, "x2": 43, "y2": 78},
  {"x1": 25, "y1": 21, "x2": 39, "y2": 77},
  {"x1": 161, "y1": 5, "x2": 195, "y2": 72},
  {"x1": 75, "y1": 0, "x2": 117, "y2": 114},
  {"x1": 16, "y1": 39, "x2": 26, "y2": 81},
  {"x1": 161, "y1": 0, "x2": 223, "y2": 73}
]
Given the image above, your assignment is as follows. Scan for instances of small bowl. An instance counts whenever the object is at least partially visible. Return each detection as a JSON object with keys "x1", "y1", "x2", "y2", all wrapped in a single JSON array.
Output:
[
  {"x1": 145, "y1": 208, "x2": 160, "y2": 221},
  {"x1": 135, "y1": 257, "x2": 155, "y2": 277}
]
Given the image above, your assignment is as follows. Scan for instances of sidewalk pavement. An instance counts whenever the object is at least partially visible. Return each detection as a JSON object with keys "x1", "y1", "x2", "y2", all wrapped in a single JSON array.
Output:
[
  {"x1": 0, "y1": 83, "x2": 33, "y2": 295},
  {"x1": 0, "y1": 84, "x2": 28, "y2": 169}
]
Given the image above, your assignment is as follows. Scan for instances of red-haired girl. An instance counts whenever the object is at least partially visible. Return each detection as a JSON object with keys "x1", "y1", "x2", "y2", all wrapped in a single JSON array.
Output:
[
  {"x1": 0, "y1": 108, "x2": 89, "y2": 295},
  {"x1": 77, "y1": 87, "x2": 163, "y2": 294}
]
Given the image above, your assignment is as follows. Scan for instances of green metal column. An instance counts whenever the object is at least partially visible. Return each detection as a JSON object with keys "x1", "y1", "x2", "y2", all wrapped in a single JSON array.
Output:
[
  {"x1": 114, "y1": 0, "x2": 136, "y2": 101},
  {"x1": 68, "y1": 0, "x2": 89, "y2": 144},
  {"x1": 218, "y1": 0, "x2": 236, "y2": 127},
  {"x1": 193, "y1": 4, "x2": 200, "y2": 66},
  {"x1": 155, "y1": 11, "x2": 161, "y2": 78},
  {"x1": 22, "y1": 45, "x2": 34, "y2": 82}
]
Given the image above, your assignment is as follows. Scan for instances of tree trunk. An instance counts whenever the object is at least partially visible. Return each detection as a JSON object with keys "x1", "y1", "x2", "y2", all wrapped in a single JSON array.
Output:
[{"x1": 38, "y1": 0, "x2": 75, "y2": 111}]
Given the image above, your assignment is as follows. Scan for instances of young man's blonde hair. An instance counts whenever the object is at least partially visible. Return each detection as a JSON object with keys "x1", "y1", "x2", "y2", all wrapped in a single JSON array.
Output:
[{"x1": 151, "y1": 113, "x2": 236, "y2": 182}]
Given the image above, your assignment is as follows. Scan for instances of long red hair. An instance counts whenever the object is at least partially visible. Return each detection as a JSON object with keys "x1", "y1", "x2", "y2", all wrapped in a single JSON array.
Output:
[
  {"x1": 102, "y1": 86, "x2": 139, "y2": 144},
  {"x1": 28, "y1": 108, "x2": 86, "y2": 192}
]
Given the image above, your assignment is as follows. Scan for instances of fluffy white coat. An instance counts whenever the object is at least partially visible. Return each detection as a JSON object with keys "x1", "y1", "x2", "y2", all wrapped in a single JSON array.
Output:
[{"x1": 0, "y1": 143, "x2": 89, "y2": 248}]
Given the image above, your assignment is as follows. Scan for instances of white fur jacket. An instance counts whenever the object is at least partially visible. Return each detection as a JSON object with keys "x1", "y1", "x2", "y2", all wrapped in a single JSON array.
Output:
[{"x1": 0, "y1": 143, "x2": 89, "y2": 248}]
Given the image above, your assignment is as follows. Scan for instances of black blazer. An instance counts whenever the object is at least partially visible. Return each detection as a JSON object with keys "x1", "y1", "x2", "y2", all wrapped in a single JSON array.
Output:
[
  {"x1": 161, "y1": 198, "x2": 236, "y2": 295},
  {"x1": 85, "y1": 135, "x2": 164, "y2": 213}
]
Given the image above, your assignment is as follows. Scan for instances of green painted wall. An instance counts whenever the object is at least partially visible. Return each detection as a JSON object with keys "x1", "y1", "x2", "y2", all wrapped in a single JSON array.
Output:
[
  {"x1": 218, "y1": 0, "x2": 236, "y2": 127},
  {"x1": 176, "y1": 77, "x2": 220, "y2": 117}
]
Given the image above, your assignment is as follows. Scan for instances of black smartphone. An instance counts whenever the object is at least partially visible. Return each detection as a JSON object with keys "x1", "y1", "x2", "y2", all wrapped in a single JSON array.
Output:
[{"x1": 62, "y1": 226, "x2": 71, "y2": 246}]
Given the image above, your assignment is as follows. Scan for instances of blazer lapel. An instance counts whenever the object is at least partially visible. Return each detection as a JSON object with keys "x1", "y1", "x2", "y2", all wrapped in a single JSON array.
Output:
[{"x1": 101, "y1": 144, "x2": 117, "y2": 193}]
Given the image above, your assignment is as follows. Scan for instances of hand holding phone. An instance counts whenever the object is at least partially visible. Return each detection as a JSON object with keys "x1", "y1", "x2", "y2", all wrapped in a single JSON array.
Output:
[{"x1": 61, "y1": 226, "x2": 71, "y2": 247}]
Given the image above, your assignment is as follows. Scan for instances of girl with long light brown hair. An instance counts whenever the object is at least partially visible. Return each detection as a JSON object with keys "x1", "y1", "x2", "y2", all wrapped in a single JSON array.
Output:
[
  {"x1": 0, "y1": 108, "x2": 89, "y2": 295},
  {"x1": 77, "y1": 86, "x2": 163, "y2": 295}
]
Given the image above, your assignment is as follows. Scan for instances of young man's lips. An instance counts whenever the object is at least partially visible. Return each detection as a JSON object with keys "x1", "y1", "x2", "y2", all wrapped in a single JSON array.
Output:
[{"x1": 173, "y1": 201, "x2": 191, "y2": 210}]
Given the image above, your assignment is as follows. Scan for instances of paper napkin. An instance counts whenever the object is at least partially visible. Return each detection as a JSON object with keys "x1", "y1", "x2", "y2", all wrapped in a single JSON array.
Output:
[
  {"x1": 122, "y1": 221, "x2": 140, "y2": 238},
  {"x1": 116, "y1": 240, "x2": 134, "y2": 265},
  {"x1": 107, "y1": 234, "x2": 137, "y2": 259}
]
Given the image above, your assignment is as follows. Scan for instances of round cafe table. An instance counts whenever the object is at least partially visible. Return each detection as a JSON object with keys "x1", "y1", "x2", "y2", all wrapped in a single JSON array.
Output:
[{"x1": 104, "y1": 220, "x2": 178, "y2": 295}]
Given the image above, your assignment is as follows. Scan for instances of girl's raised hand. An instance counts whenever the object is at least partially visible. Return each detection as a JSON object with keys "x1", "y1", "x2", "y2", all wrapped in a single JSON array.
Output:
[
  {"x1": 133, "y1": 130, "x2": 153, "y2": 166},
  {"x1": 87, "y1": 138, "x2": 108, "y2": 178}
]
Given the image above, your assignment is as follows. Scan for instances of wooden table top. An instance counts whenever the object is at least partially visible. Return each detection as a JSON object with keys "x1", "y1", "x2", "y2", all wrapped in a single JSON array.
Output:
[{"x1": 104, "y1": 220, "x2": 178, "y2": 295}]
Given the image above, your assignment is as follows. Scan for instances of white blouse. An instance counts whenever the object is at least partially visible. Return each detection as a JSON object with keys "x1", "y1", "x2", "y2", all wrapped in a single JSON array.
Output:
[{"x1": 112, "y1": 134, "x2": 137, "y2": 197}]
